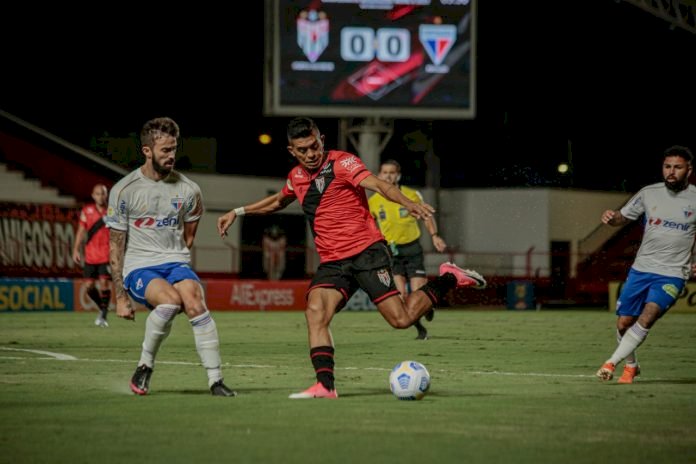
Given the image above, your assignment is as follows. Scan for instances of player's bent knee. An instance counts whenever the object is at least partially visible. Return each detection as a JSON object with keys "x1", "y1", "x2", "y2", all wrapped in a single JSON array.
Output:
[
  {"x1": 158, "y1": 291, "x2": 183, "y2": 307},
  {"x1": 305, "y1": 302, "x2": 333, "y2": 325},
  {"x1": 182, "y1": 304, "x2": 206, "y2": 318},
  {"x1": 382, "y1": 314, "x2": 411, "y2": 329},
  {"x1": 393, "y1": 319, "x2": 412, "y2": 329}
]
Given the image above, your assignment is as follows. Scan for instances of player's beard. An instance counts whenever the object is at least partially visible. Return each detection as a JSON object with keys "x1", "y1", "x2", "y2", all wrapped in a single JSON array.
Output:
[
  {"x1": 153, "y1": 157, "x2": 174, "y2": 176},
  {"x1": 665, "y1": 176, "x2": 688, "y2": 192}
]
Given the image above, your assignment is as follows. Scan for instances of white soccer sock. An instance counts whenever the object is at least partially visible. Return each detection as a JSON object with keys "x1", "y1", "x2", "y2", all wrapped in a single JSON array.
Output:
[
  {"x1": 616, "y1": 329, "x2": 637, "y2": 366},
  {"x1": 189, "y1": 310, "x2": 223, "y2": 386},
  {"x1": 609, "y1": 323, "x2": 649, "y2": 365},
  {"x1": 139, "y1": 304, "x2": 178, "y2": 368}
]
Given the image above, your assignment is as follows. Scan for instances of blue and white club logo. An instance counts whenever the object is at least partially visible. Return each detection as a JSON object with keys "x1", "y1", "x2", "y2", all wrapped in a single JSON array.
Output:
[{"x1": 419, "y1": 24, "x2": 456, "y2": 67}]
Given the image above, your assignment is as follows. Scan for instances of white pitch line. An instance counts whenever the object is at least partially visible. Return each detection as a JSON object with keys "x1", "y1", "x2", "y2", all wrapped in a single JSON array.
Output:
[
  {"x1": 0, "y1": 346, "x2": 598, "y2": 378},
  {"x1": 0, "y1": 347, "x2": 77, "y2": 360}
]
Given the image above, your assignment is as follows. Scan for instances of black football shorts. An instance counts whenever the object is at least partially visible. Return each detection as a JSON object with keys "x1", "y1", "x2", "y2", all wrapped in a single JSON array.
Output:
[{"x1": 308, "y1": 241, "x2": 399, "y2": 310}]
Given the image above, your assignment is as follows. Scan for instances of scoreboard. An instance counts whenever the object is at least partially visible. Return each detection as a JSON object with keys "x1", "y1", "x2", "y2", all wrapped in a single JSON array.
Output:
[{"x1": 264, "y1": 0, "x2": 476, "y2": 119}]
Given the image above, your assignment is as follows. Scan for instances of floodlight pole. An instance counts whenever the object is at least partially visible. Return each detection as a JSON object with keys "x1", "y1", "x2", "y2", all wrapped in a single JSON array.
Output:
[{"x1": 339, "y1": 117, "x2": 394, "y2": 175}]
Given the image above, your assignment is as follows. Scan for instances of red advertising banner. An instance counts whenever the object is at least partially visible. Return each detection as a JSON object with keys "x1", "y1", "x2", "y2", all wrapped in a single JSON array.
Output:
[
  {"x1": 205, "y1": 279, "x2": 310, "y2": 311},
  {"x1": 0, "y1": 202, "x2": 81, "y2": 277},
  {"x1": 1, "y1": 278, "x2": 376, "y2": 312}
]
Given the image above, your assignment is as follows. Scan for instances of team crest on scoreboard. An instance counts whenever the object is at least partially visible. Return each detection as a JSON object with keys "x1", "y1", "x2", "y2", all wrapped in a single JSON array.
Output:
[
  {"x1": 419, "y1": 24, "x2": 456, "y2": 72},
  {"x1": 297, "y1": 10, "x2": 329, "y2": 63},
  {"x1": 377, "y1": 268, "x2": 391, "y2": 287},
  {"x1": 315, "y1": 176, "x2": 325, "y2": 193}
]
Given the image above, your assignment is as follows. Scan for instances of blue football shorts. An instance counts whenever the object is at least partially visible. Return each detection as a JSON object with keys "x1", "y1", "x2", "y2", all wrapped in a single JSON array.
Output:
[
  {"x1": 124, "y1": 262, "x2": 200, "y2": 308},
  {"x1": 616, "y1": 268, "x2": 685, "y2": 317}
]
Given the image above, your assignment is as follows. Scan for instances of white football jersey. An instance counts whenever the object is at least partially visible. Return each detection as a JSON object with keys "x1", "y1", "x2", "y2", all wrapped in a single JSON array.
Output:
[
  {"x1": 621, "y1": 182, "x2": 696, "y2": 279},
  {"x1": 105, "y1": 168, "x2": 203, "y2": 278}
]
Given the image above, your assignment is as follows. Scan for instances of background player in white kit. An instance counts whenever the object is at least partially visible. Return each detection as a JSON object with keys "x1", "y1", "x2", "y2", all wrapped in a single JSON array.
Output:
[
  {"x1": 106, "y1": 117, "x2": 235, "y2": 397},
  {"x1": 596, "y1": 145, "x2": 696, "y2": 384}
]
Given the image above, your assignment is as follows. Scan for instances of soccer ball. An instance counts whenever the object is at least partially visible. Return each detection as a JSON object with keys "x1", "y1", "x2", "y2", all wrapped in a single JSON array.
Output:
[{"x1": 389, "y1": 360, "x2": 430, "y2": 400}]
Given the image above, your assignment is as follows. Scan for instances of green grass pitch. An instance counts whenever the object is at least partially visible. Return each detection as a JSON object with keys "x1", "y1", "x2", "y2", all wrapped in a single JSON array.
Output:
[{"x1": 1, "y1": 309, "x2": 695, "y2": 463}]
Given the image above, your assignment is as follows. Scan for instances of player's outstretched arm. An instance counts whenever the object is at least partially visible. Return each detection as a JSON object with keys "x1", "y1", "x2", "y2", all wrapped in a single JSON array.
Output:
[
  {"x1": 217, "y1": 192, "x2": 295, "y2": 237},
  {"x1": 360, "y1": 174, "x2": 434, "y2": 220},
  {"x1": 109, "y1": 229, "x2": 135, "y2": 321}
]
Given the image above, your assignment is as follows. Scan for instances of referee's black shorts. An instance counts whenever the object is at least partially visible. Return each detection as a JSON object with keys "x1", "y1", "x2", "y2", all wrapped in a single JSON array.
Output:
[{"x1": 392, "y1": 240, "x2": 426, "y2": 280}]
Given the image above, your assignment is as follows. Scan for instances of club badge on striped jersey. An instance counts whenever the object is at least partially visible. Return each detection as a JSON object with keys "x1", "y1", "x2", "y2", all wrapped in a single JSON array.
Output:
[{"x1": 315, "y1": 176, "x2": 325, "y2": 193}]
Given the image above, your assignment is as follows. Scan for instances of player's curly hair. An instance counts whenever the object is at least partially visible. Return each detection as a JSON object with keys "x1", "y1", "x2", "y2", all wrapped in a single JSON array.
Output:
[{"x1": 140, "y1": 117, "x2": 180, "y2": 148}]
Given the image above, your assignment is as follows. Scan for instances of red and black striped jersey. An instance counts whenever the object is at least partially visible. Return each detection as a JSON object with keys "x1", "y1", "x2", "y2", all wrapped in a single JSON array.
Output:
[
  {"x1": 281, "y1": 150, "x2": 384, "y2": 263},
  {"x1": 79, "y1": 203, "x2": 109, "y2": 264}
]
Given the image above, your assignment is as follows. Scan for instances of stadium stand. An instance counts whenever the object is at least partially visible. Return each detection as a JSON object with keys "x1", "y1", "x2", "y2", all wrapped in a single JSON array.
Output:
[{"x1": 0, "y1": 162, "x2": 76, "y2": 205}]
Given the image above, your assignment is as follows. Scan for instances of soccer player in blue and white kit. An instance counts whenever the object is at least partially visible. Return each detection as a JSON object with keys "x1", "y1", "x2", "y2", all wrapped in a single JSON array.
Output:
[
  {"x1": 106, "y1": 117, "x2": 235, "y2": 397},
  {"x1": 596, "y1": 145, "x2": 696, "y2": 384}
]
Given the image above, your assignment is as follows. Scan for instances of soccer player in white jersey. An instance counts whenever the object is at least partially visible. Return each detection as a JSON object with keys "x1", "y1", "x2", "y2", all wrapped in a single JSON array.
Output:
[
  {"x1": 596, "y1": 145, "x2": 696, "y2": 384},
  {"x1": 106, "y1": 117, "x2": 235, "y2": 397}
]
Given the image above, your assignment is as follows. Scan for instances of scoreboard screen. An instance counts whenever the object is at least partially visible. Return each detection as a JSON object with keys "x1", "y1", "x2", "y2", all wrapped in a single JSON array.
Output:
[{"x1": 264, "y1": 0, "x2": 476, "y2": 119}]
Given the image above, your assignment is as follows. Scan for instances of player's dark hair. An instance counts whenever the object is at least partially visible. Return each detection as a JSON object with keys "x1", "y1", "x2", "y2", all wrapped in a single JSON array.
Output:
[
  {"x1": 663, "y1": 145, "x2": 693, "y2": 163},
  {"x1": 287, "y1": 117, "x2": 319, "y2": 142},
  {"x1": 140, "y1": 117, "x2": 180, "y2": 148}
]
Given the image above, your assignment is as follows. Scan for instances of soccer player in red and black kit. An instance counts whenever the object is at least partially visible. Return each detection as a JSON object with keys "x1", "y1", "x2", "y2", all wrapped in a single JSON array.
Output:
[
  {"x1": 72, "y1": 183, "x2": 112, "y2": 327},
  {"x1": 217, "y1": 117, "x2": 486, "y2": 399}
]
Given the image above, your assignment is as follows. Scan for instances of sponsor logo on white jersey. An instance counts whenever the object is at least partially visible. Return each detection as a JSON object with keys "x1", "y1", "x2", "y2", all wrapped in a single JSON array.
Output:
[
  {"x1": 133, "y1": 216, "x2": 180, "y2": 228},
  {"x1": 648, "y1": 216, "x2": 691, "y2": 231}
]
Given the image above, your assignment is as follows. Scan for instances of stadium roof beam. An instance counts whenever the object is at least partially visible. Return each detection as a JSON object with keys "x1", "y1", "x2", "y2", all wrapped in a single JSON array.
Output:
[{"x1": 621, "y1": 0, "x2": 696, "y2": 34}]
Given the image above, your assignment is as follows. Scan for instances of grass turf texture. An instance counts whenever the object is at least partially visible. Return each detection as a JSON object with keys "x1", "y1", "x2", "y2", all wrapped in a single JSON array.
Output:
[{"x1": 1, "y1": 310, "x2": 695, "y2": 464}]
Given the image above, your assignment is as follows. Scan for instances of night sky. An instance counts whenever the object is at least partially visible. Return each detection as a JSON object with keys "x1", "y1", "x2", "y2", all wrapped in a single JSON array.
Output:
[{"x1": 2, "y1": 1, "x2": 695, "y2": 192}]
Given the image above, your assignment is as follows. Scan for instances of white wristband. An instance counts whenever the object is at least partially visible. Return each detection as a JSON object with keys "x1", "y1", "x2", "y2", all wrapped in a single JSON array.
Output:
[{"x1": 233, "y1": 207, "x2": 246, "y2": 216}]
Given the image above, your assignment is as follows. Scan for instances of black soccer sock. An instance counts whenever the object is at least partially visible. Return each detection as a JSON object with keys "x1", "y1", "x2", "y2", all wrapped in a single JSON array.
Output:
[
  {"x1": 87, "y1": 286, "x2": 101, "y2": 309},
  {"x1": 310, "y1": 346, "x2": 335, "y2": 391},
  {"x1": 99, "y1": 288, "x2": 111, "y2": 319},
  {"x1": 418, "y1": 273, "x2": 457, "y2": 306}
]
